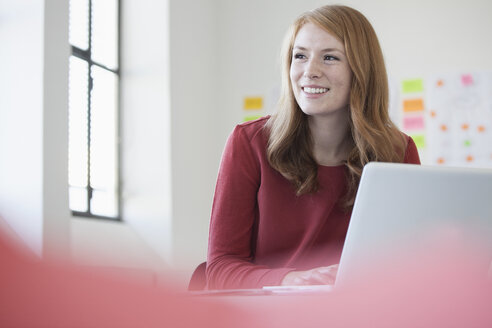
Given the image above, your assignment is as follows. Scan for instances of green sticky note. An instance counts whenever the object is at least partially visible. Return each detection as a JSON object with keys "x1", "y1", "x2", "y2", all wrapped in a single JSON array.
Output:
[
  {"x1": 243, "y1": 115, "x2": 262, "y2": 122},
  {"x1": 464, "y1": 140, "x2": 471, "y2": 147},
  {"x1": 402, "y1": 79, "x2": 424, "y2": 94},
  {"x1": 411, "y1": 134, "x2": 425, "y2": 149}
]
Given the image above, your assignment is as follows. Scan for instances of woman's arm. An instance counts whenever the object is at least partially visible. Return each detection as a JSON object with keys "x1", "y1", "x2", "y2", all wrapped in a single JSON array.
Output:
[
  {"x1": 281, "y1": 264, "x2": 338, "y2": 286},
  {"x1": 206, "y1": 124, "x2": 293, "y2": 289}
]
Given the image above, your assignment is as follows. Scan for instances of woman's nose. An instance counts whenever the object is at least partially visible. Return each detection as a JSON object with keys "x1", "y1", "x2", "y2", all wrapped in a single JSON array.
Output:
[{"x1": 304, "y1": 59, "x2": 321, "y2": 79}]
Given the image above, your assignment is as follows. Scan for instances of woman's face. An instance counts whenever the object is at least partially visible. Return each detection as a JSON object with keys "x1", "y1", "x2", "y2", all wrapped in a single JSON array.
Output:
[{"x1": 290, "y1": 23, "x2": 352, "y2": 118}]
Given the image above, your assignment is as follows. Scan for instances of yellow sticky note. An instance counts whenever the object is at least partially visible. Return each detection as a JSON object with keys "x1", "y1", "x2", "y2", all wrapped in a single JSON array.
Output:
[
  {"x1": 403, "y1": 98, "x2": 424, "y2": 112},
  {"x1": 402, "y1": 79, "x2": 424, "y2": 94},
  {"x1": 410, "y1": 134, "x2": 425, "y2": 149},
  {"x1": 243, "y1": 97, "x2": 263, "y2": 110}
]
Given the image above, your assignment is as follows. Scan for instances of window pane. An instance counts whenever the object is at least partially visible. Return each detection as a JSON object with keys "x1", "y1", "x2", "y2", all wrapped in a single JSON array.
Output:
[
  {"x1": 68, "y1": 56, "x2": 89, "y2": 189},
  {"x1": 69, "y1": 0, "x2": 89, "y2": 50},
  {"x1": 90, "y1": 65, "x2": 118, "y2": 217},
  {"x1": 69, "y1": 186, "x2": 88, "y2": 212},
  {"x1": 92, "y1": 0, "x2": 119, "y2": 69},
  {"x1": 91, "y1": 189, "x2": 118, "y2": 217}
]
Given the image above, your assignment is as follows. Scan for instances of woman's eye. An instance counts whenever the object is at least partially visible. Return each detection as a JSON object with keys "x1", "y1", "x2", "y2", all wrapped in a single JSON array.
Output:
[
  {"x1": 294, "y1": 53, "x2": 306, "y2": 60},
  {"x1": 324, "y1": 55, "x2": 338, "y2": 61}
]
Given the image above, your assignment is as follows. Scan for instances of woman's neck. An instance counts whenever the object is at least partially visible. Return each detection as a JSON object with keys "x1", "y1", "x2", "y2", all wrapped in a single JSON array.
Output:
[{"x1": 308, "y1": 109, "x2": 352, "y2": 166}]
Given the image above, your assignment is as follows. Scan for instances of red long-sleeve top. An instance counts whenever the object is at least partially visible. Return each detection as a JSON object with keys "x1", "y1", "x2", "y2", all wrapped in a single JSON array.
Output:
[{"x1": 206, "y1": 116, "x2": 421, "y2": 289}]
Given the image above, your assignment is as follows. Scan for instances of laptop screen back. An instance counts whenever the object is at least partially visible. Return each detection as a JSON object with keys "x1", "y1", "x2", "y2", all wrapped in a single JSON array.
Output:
[{"x1": 336, "y1": 162, "x2": 492, "y2": 287}]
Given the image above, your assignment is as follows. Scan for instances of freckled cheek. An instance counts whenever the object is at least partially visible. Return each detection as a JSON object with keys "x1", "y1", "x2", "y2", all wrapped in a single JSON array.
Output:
[
  {"x1": 289, "y1": 68, "x2": 299, "y2": 82},
  {"x1": 332, "y1": 73, "x2": 352, "y2": 92},
  {"x1": 289, "y1": 70, "x2": 302, "y2": 93},
  {"x1": 341, "y1": 82, "x2": 352, "y2": 104}
]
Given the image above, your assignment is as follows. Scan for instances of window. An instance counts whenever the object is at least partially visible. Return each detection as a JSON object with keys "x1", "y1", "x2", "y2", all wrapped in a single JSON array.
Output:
[{"x1": 68, "y1": 0, "x2": 120, "y2": 219}]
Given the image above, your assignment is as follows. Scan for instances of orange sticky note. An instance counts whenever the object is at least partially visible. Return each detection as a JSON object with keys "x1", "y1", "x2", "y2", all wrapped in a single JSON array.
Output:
[
  {"x1": 466, "y1": 155, "x2": 474, "y2": 162},
  {"x1": 437, "y1": 80, "x2": 444, "y2": 87},
  {"x1": 478, "y1": 125, "x2": 486, "y2": 133},
  {"x1": 440, "y1": 124, "x2": 448, "y2": 132},
  {"x1": 437, "y1": 157, "x2": 445, "y2": 165},
  {"x1": 430, "y1": 110, "x2": 437, "y2": 118},
  {"x1": 462, "y1": 123, "x2": 469, "y2": 131},
  {"x1": 403, "y1": 99, "x2": 424, "y2": 112},
  {"x1": 243, "y1": 97, "x2": 263, "y2": 110}
]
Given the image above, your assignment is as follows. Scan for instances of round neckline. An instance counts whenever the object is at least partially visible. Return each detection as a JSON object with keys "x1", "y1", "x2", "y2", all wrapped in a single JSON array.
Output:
[{"x1": 317, "y1": 163, "x2": 346, "y2": 169}]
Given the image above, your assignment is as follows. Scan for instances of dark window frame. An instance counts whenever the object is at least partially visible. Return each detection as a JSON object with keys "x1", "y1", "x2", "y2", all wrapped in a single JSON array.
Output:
[{"x1": 69, "y1": 0, "x2": 122, "y2": 221}]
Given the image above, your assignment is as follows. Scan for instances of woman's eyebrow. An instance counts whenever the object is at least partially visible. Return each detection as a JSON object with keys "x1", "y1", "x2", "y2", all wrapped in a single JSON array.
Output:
[{"x1": 293, "y1": 46, "x2": 344, "y2": 53}]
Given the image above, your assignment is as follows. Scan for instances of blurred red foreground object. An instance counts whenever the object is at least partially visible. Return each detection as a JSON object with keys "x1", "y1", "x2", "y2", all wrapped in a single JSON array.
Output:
[{"x1": 1, "y1": 222, "x2": 491, "y2": 328}]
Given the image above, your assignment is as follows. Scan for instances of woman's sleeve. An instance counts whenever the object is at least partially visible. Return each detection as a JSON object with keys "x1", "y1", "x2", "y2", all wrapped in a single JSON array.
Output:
[
  {"x1": 403, "y1": 135, "x2": 421, "y2": 164},
  {"x1": 205, "y1": 125, "x2": 293, "y2": 289}
]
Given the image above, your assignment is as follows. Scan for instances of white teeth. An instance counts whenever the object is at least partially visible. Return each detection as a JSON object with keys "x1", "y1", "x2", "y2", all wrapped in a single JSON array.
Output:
[{"x1": 304, "y1": 87, "x2": 328, "y2": 94}]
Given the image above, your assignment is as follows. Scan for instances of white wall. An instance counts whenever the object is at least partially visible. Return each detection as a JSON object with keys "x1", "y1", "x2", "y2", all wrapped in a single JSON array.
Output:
[
  {"x1": 119, "y1": 0, "x2": 172, "y2": 269},
  {"x1": 0, "y1": 0, "x2": 44, "y2": 257},
  {"x1": 43, "y1": 0, "x2": 71, "y2": 259},
  {"x1": 169, "y1": 0, "x2": 222, "y2": 270},
  {"x1": 0, "y1": 0, "x2": 70, "y2": 259},
  {"x1": 363, "y1": 0, "x2": 492, "y2": 77}
]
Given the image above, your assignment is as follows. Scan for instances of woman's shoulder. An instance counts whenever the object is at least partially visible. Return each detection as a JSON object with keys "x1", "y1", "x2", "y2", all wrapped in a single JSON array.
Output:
[
  {"x1": 399, "y1": 132, "x2": 421, "y2": 164},
  {"x1": 400, "y1": 132, "x2": 411, "y2": 145},
  {"x1": 232, "y1": 116, "x2": 271, "y2": 142},
  {"x1": 223, "y1": 116, "x2": 270, "y2": 167},
  {"x1": 236, "y1": 115, "x2": 270, "y2": 132}
]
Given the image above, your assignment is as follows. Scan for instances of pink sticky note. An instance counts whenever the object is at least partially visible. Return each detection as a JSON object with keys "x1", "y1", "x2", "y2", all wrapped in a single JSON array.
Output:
[
  {"x1": 403, "y1": 116, "x2": 425, "y2": 131},
  {"x1": 461, "y1": 74, "x2": 474, "y2": 86}
]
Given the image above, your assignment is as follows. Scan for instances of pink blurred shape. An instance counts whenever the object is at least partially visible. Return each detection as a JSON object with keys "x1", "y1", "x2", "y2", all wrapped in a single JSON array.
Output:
[
  {"x1": 1, "y1": 217, "x2": 491, "y2": 327},
  {"x1": 461, "y1": 74, "x2": 474, "y2": 86}
]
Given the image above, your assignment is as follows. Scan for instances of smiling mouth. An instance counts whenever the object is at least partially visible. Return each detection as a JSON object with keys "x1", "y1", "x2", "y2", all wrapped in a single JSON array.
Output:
[{"x1": 303, "y1": 87, "x2": 329, "y2": 94}]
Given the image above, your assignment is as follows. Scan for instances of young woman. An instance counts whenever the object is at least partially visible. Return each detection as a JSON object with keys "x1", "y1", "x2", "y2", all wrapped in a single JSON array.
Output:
[{"x1": 206, "y1": 5, "x2": 420, "y2": 289}]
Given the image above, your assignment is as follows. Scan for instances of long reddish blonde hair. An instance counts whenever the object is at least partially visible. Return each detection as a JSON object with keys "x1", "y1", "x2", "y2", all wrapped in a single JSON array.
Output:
[{"x1": 266, "y1": 5, "x2": 406, "y2": 206}]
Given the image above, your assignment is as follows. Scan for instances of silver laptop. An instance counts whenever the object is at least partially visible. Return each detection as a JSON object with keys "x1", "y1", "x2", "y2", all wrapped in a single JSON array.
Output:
[{"x1": 336, "y1": 162, "x2": 492, "y2": 288}]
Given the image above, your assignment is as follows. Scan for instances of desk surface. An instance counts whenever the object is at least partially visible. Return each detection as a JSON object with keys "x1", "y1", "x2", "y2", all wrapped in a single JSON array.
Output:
[
  {"x1": 187, "y1": 282, "x2": 492, "y2": 328},
  {"x1": 189, "y1": 284, "x2": 334, "y2": 297}
]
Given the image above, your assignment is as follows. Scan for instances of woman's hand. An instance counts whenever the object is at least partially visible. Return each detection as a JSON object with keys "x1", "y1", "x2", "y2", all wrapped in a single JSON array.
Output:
[{"x1": 281, "y1": 264, "x2": 339, "y2": 286}]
